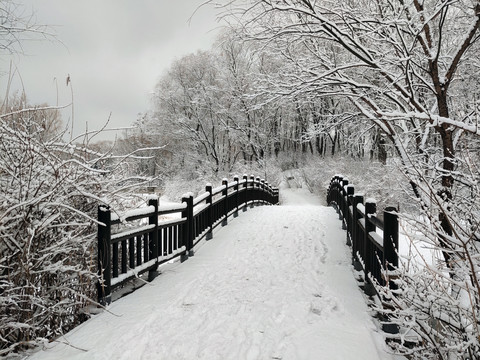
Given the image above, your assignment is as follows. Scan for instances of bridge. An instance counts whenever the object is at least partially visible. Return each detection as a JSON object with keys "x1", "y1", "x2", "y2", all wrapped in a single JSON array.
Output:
[{"x1": 28, "y1": 176, "x2": 397, "y2": 360}]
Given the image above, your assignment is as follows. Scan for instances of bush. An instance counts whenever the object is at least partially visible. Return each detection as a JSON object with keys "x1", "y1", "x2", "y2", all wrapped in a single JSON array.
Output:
[{"x1": 0, "y1": 108, "x2": 148, "y2": 356}]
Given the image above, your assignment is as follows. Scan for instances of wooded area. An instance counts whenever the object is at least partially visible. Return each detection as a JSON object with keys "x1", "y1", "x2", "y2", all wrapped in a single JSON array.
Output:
[{"x1": 1, "y1": 0, "x2": 479, "y2": 358}]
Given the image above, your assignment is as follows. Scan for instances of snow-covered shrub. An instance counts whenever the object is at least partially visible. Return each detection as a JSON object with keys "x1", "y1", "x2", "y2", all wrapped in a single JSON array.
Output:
[
  {"x1": 0, "y1": 108, "x2": 148, "y2": 356},
  {"x1": 299, "y1": 155, "x2": 410, "y2": 212},
  {"x1": 372, "y1": 143, "x2": 480, "y2": 359},
  {"x1": 375, "y1": 230, "x2": 480, "y2": 359}
]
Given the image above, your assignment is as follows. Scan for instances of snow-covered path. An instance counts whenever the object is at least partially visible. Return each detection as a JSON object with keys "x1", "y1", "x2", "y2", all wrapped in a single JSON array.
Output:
[{"x1": 29, "y1": 187, "x2": 393, "y2": 360}]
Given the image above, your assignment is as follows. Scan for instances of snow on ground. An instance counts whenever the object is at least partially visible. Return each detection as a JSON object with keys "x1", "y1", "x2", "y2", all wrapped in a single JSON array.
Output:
[{"x1": 28, "y1": 186, "x2": 395, "y2": 360}]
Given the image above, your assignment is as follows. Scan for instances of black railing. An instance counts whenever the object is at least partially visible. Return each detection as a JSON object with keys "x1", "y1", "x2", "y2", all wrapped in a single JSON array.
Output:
[
  {"x1": 97, "y1": 175, "x2": 279, "y2": 304},
  {"x1": 326, "y1": 175, "x2": 398, "y2": 295}
]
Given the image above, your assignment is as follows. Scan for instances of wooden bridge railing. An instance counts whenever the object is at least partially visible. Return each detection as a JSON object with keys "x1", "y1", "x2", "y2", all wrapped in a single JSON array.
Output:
[
  {"x1": 326, "y1": 175, "x2": 398, "y2": 295},
  {"x1": 97, "y1": 175, "x2": 279, "y2": 305}
]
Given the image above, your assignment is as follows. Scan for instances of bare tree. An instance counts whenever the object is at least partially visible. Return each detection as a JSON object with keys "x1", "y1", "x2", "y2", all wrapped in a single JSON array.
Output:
[{"x1": 0, "y1": 0, "x2": 52, "y2": 55}]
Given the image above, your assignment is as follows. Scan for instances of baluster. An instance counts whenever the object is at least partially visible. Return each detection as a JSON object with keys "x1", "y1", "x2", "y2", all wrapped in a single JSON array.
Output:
[
  {"x1": 136, "y1": 234, "x2": 142, "y2": 265},
  {"x1": 129, "y1": 237, "x2": 135, "y2": 269},
  {"x1": 121, "y1": 239, "x2": 127, "y2": 274}
]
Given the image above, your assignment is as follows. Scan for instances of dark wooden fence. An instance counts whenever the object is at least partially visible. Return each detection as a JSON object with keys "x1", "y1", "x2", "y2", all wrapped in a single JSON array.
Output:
[
  {"x1": 97, "y1": 175, "x2": 279, "y2": 304},
  {"x1": 326, "y1": 175, "x2": 399, "y2": 295}
]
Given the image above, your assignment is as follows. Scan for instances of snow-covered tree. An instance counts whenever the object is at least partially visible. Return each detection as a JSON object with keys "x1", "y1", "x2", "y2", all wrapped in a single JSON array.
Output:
[
  {"x1": 207, "y1": 0, "x2": 480, "y2": 357},
  {"x1": 151, "y1": 50, "x2": 234, "y2": 174},
  {"x1": 146, "y1": 31, "x2": 329, "y2": 180}
]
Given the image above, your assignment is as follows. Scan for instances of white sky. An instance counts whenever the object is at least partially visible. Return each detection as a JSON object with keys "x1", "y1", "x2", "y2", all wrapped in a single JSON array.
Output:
[{"x1": 1, "y1": 0, "x2": 220, "y2": 141}]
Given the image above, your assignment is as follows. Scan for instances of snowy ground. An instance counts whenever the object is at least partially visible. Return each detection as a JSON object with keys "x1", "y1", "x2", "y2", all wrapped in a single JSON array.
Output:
[{"x1": 28, "y1": 185, "x2": 396, "y2": 360}]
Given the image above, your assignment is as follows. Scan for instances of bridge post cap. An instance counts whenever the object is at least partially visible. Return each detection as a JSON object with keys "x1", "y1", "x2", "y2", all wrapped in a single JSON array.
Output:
[
  {"x1": 146, "y1": 194, "x2": 159, "y2": 201},
  {"x1": 365, "y1": 197, "x2": 377, "y2": 204},
  {"x1": 99, "y1": 204, "x2": 110, "y2": 212},
  {"x1": 181, "y1": 192, "x2": 194, "y2": 199}
]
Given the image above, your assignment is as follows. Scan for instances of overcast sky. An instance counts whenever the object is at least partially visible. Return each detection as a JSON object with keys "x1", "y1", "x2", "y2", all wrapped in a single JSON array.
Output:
[{"x1": 2, "y1": 0, "x2": 220, "y2": 141}]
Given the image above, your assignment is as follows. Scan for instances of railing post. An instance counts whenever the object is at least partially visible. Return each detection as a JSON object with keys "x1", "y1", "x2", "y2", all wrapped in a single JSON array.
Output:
[
  {"x1": 274, "y1": 187, "x2": 279, "y2": 204},
  {"x1": 384, "y1": 207, "x2": 399, "y2": 290},
  {"x1": 341, "y1": 178, "x2": 349, "y2": 226},
  {"x1": 382, "y1": 206, "x2": 400, "y2": 334},
  {"x1": 364, "y1": 199, "x2": 377, "y2": 296},
  {"x1": 233, "y1": 175, "x2": 239, "y2": 218},
  {"x1": 352, "y1": 194, "x2": 364, "y2": 270},
  {"x1": 265, "y1": 180, "x2": 270, "y2": 204},
  {"x1": 268, "y1": 182, "x2": 276, "y2": 205},
  {"x1": 345, "y1": 185, "x2": 354, "y2": 245},
  {"x1": 206, "y1": 183, "x2": 213, "y2": 240},
  {"x1": 261, "y1": 179, "x2": 266, "y2": 204},
  {"x1": 242, "y1": 174, "x2": 248, "y2": 211},
  {"x1": 327, "y1": 176, "x2": 333, "y2": 204},
  {"x1": 148, "y1": 197, "x2": 159, "y2": 281},
  {"x1": 336, "y1": 176, "x2": 343, "y2": 218},
  {"x1": 181, "y1": 194, "x2": 194, "y2": 261},
  {"x1": 97, "y1": 205, "x2": 112, "y2": 305},
  {"x1": 222, "y1": 179, "x2": 228, "y2": 226},
  {"x1": 187, "y1": 194, "x2": 194, "y2": 256},
  {"x1": 255, "y1": 176, "x2": 261, "y2": 206},
  {"x1": 250, "y1": 175, "x2": 255, "y2": 208}
]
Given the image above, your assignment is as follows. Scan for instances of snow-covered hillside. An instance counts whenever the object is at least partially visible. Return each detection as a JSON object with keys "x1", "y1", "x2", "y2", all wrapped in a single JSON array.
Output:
[{"x1": 28, "y1": 186, "x2": 395, "y2": 360}]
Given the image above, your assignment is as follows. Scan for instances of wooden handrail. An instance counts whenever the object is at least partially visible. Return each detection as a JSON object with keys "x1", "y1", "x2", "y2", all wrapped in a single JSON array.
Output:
[{"x1": 326, "y1": 175, "x2": 398, "y2": 295}]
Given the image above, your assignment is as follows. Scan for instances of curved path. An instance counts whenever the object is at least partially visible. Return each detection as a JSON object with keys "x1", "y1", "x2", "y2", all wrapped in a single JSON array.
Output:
[{"x1": 29, "y1": 186, "x2": 394, "y2": 360}]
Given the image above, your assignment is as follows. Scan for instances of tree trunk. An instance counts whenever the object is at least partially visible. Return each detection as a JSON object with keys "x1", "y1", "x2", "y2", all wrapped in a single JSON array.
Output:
[{"x1": 435, "y1": 92, "x2": 455, "y2": 267}]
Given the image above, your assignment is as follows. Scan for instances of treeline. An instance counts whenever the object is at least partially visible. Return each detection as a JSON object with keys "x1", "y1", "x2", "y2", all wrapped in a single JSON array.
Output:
[
  {"x1": 119, "y1": 1, "x2": 480, "y2": 357},
  {"x1": 119, "y1": 30, "x2": 390, "y2": 181}
]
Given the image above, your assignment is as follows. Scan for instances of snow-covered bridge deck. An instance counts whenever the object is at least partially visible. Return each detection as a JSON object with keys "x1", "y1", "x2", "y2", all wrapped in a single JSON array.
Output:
[{"x1": 29, "y1": 187, "x2": 394, "y2": 360}]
